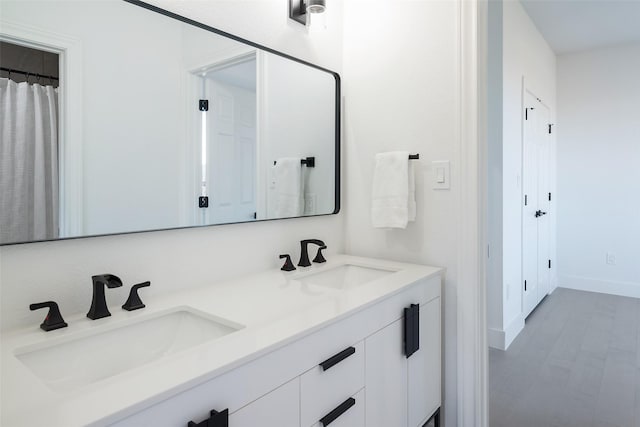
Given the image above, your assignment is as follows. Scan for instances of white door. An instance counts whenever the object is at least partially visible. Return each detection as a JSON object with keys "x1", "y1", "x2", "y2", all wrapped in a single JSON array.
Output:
[
  {"x1": 205, "y1": 78, "x2": 257, "y2": 224},
  {"x1": 522, "y1": 90, "x2": 551, "y2": 318},
  {"x1": 536, "y1": 103, "x2": 551, "y2": 299}
]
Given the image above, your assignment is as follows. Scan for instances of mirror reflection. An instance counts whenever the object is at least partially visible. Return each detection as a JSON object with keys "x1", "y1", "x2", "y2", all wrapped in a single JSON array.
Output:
[{"x1": 0, "y1": 0, "x2": 339, "y2": 245}]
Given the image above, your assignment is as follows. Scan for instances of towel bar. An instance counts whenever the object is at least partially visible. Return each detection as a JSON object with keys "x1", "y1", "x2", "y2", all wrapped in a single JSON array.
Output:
[{"x1": 273, "y1": 157, "x2": 316, "y2": 167}]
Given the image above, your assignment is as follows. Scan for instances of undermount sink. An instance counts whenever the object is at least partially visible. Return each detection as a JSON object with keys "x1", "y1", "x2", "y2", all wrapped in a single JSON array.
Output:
[
  {"x1": 15, "y1": 308, "x2": 243, "y2": 392},
  {"x1": 297, "y1": 264, "x2": 397, "y2": 290}
]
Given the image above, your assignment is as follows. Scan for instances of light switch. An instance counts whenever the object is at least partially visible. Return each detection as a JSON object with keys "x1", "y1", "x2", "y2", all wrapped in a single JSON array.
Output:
[{"x1": 432, "y1": 160, "x2": 450, "y2": 190}]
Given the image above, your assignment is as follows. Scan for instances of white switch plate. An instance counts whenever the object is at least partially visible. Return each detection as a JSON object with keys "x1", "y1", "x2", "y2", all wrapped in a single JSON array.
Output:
[{"x1": 432, "y1": 160, "x2": 450, "y2": 190}]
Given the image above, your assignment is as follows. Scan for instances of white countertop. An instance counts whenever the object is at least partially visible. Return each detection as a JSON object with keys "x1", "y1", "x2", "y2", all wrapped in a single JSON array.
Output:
[{"x1": 0, "y1": 255, "x2": 442, "y2": 427}]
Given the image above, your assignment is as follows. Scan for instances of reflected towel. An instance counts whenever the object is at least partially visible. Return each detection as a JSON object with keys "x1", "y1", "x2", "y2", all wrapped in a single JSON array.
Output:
[
  {"x1": 274, "y1": 158, "x2": 303, "y2": 217},
  {"x1": 371, "y1": 151, "x2": 415, "y2": 228}
]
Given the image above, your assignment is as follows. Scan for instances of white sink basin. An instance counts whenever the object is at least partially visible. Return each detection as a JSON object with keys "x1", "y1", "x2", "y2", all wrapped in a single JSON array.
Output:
[
  {"x1": 297, "y1": 264, "x2": 397, "y2": 290},
  {"x1": 15, "y1": 308, "x2": 243, "y2": 392}
]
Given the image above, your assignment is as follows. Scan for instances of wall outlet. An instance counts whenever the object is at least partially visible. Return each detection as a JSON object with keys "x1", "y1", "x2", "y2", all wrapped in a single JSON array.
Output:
[
  {"x1": 304, "y1": 193, "x2": 317, "y2": 215},
  {"x1": 606, "y1": 252, "x2": 616, "y2": 265}
]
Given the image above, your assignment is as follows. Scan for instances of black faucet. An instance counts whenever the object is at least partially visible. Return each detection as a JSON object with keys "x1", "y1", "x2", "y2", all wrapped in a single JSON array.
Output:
[
  {"x1": 298, "y1": 239, "x2": 325, "y2": 267},
  {"x1": 87, "y1": 274, "x2": 123, "y2": 320}
]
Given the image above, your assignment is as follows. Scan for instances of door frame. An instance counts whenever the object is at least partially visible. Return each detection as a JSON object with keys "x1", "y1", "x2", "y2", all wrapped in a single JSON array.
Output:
[
  {"x1": 457, "y1": 0, "x2": 488, "y2": 425},
  {"x1": 0, "y1": 20, "x2": 84, "y2": 238},
  {"x1": 521, "y1": 82, "x2": 553, "y2": 317},
  {"x1": 185, "y1": 50, "x2": 258, "y2": 226}
]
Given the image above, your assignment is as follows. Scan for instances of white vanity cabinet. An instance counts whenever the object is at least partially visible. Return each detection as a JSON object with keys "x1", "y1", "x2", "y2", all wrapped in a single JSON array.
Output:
[
  {"x1": 229, "y1": 378, "x2": 300, "y2": 427},
  {"x1": 365, "y1": 298, "x2": 441, "y2": 427},
  {"x1": 107, "y1": 274, "x2": 441, "y2": 427}
]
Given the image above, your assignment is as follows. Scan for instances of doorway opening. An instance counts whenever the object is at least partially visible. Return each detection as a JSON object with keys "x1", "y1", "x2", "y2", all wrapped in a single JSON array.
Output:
[{"x1": 0, "y1": 40, "x2": 60, "y2": 244}]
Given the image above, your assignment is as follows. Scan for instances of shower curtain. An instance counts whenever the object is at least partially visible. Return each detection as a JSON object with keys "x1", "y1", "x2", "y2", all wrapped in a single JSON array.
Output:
[{"x1": 0, "y1": 77, "x2": 59, "y2": 243}]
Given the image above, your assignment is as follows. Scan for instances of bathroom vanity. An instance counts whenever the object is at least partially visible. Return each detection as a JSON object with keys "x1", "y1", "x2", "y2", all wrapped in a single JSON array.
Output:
[{"x1": 1, "y1": 255, "x2": 442, "y2": 427}]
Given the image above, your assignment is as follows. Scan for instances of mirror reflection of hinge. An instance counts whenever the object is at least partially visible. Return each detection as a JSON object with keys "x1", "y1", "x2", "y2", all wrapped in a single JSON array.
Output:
[
  {"x1": 548, "y1": 192, "x2": 552, "y2": 201},
  {"x1": 525, "y1": 194, "x2": 528, "y2": 206},
  {"x1": 199, "y1": 99, "x2": 209, "y2": 111}
]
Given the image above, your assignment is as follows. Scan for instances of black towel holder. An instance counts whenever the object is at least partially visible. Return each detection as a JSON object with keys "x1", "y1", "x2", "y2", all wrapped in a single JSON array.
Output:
[
  {"x1": 409, "y1": 154, "x2": 420, "y2": 160},
  {"x1": 273, "y1": 157, "x2": 315, "y2": 168}
]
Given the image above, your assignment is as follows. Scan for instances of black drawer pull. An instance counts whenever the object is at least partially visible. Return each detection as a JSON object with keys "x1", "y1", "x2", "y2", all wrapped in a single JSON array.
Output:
[
  {"x1": 319, "y1": 346, "x2": 356, "y2": 371},
  {"x1": 319, "y1": 397, "x2": 356, "y2": 426},
  {"x1": 187, "y1": 408, "x2": 228, "y2": 427},
  {"x1": 404, "y1": 303, "x2": 420, "y2": 358}
]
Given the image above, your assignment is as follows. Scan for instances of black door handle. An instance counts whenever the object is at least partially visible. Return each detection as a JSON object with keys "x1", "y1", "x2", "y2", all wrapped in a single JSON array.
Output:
[{"x1": 535, "y1": 210, "x2": 547, "y2": 218}]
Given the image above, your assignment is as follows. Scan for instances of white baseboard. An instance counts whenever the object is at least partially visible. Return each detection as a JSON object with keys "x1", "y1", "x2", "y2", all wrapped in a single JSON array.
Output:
[
  {"x1": 559, "y1": 274, "x2": 640, "y2": 299},
  {"x1": 488, "y1": 314, "x2": 524, "y2": 351}
]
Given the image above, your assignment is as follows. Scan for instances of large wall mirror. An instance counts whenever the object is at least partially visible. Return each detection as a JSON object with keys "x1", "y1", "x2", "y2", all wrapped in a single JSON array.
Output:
[{"x1": 0, "y1": 0, "x2": 340, "y2": 245}]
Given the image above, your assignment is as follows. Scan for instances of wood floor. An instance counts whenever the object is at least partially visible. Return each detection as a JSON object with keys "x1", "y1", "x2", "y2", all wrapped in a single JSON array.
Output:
[{"x1": 489, "y1": 287, "x2": 640, "y2": 427}]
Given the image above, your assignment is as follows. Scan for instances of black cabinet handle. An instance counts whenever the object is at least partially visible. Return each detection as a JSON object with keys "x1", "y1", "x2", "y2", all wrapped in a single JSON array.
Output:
[
  {"x1": 319, "y1": 346, "x2": 356, "y2": 371},
  {"x1": 187, "y1": 409, "x2": 228, "y2": 427},
  {"x1": 404, "y1": 303, "x2": 420, "y2": 358},
  {"x1": 319, "y1": 397, "x2": 356, "y2": 426}
]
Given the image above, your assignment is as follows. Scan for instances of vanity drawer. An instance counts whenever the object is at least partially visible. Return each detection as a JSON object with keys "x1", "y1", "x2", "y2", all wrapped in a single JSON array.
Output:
[
  {"x1": 300, "y1": 340, "x2": 364, "y2": 427},
  {"x1": 309, "y1": 389, "x2": 364, "y2": 427}
]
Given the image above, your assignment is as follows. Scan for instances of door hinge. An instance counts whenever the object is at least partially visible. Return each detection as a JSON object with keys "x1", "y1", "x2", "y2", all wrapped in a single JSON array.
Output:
[
  {"x1": 525, "y1": 194, "x2": 528, "y2": 206},
  {"x1": 548, "y1": 259, "x2": 552, "y2": 269},
  {"x1": 549, "y1": 192, "x2": 552, "y2": 201},
  {"x1": 525, "y1": 108, "x2": 528, "y2": 120},
  {"x1": 548, "y1": 123, "x2": 553, "y2": 134},
  {"x1": 199, "y1": 99, "x2": 209, "y2": 111},
  {"x1": 524, "y1": 280, "x2": 527, "y2": 291}
]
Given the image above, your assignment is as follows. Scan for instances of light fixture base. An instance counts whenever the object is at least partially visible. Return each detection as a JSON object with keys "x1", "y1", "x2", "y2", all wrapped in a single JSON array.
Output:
[
  {"x1": 289, "y1": 0, "x2": 307, "y2": 25},
  {"x1": 289, "y1": 0, "x2": 326, "y2": 26}
]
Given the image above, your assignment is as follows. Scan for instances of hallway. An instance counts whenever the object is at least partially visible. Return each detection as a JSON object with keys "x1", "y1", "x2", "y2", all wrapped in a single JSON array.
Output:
[{"x1": 490, "y1": 288, "x2": 640, "y2": 427}]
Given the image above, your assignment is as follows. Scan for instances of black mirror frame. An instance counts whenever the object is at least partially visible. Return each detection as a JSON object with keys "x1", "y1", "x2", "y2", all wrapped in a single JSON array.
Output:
[{"x1": 2, "y1": 0, "x2": 341, "y2": 246}]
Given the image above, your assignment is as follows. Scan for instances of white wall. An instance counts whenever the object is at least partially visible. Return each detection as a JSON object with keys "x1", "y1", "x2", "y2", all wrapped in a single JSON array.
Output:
[
  {"x1": 0, "y1": 0, "x2": 345, "y2": 331},
  {"x1": 557, "y1": 43, "x2": 640, "y2": 297},
  {"x1": 487, "y1": 0, "x2": 557, "y2": 350},
  {"x1": 342, "y1": 0, "x2": 459, "y2": 424}
]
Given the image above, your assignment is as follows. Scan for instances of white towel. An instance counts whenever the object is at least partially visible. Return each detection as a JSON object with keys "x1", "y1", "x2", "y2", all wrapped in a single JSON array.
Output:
[
  {"x1": 371, "y1": 151, "x2": 416, "y2": 229},
  {"x1": 274, "y1": 158, "x2": 303, "y2": 217},
  {"x1": 408, "y1": 161, "x2": 416, "y2": 222}
]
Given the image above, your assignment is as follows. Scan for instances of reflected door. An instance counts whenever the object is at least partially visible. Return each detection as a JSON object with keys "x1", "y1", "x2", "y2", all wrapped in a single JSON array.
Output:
[{"x1": 204, "y1": 73, "x2": 257, "y2": 224}]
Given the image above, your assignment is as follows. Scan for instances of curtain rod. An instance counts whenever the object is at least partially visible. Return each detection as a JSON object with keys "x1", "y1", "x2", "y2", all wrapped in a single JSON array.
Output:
[{"x1": 0, "y1": 67, "x2": 59, "y2": 81}]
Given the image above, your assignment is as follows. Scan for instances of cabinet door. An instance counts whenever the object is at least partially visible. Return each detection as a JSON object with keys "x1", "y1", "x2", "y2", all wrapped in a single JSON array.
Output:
[
  {"x1": 229, "y1": 378, "x2": 300, "y2": 427},
  {"x1": 408, "y1": 297, "x2": 441, "y2": 427},
  {"x1": 365, "y1": 318, "x2": 407, "y2": 427}
]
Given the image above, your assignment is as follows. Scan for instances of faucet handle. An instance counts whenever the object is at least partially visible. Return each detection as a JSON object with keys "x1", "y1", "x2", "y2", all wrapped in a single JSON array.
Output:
[
  {"x1": 279, "y1": 254, "x2": 296, "y2": 271},
  {"x1": 122, "y1": 281, "x2": 151, "y2": 311},
  {"x1": 313, "y1": 245, "x2": 327, "y2": 264},
  {"x1": 30, "y1": 301, "x2": 68, "y2": 331}
]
